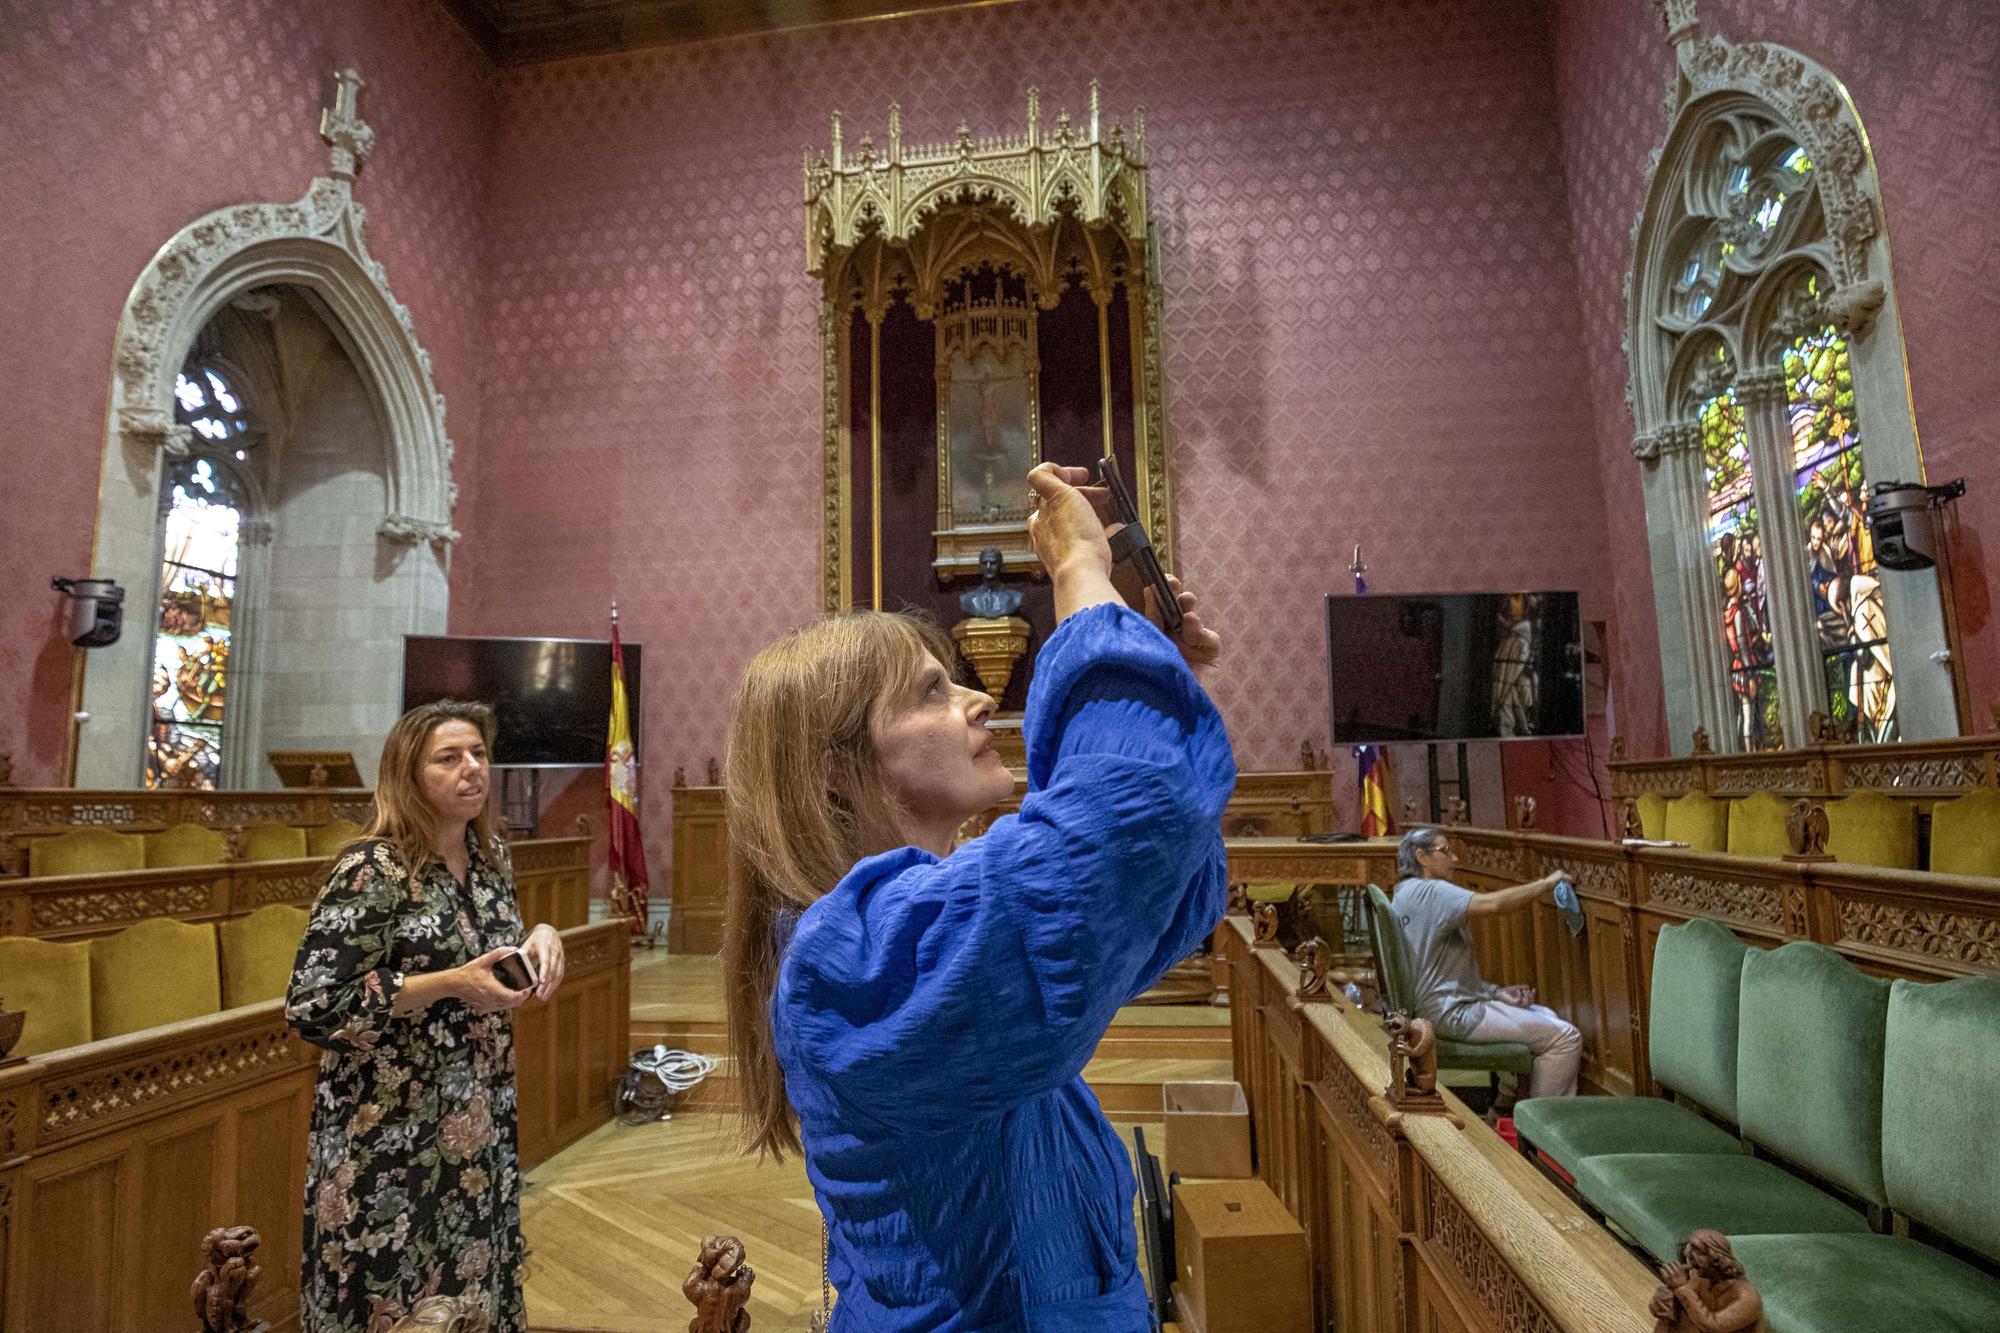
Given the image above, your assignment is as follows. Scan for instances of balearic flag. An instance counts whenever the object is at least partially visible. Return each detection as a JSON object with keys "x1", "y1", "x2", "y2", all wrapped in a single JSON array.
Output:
[{"x1": 606, "y1": 613, "x2": 651, "y2": 932}]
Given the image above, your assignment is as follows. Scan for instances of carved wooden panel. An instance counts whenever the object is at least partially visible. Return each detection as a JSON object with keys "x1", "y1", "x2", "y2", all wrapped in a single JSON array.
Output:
[
  {"x1": 1836, "y1": 899, "x2": 2000, "y2": 971},
  {"x1": 669, "y1": 786, "x2": 728, "y2": 954},
  {"x1": 1645, "y1": 869, "x2": 1788, "y2": 931},
  {"x1": 507, "y1": 836, "x2": 589, "y2": 875},
  {"x1": 1710, "y1": 761, "x2": 1817, "y2": 794},
  {"x1": 1419, "y1": 1171, "x2": 1564, "y2": 1333},
  {"x1": 1837, "y1": 754, "x2": 1987, "y2": 792},
  {"x1": 1582, "y1": 900, "x2": 1638, "y2": 1097},
  {"x1": 38, "y1": 1022, "x2": 306, "y2": 1145},
  {"x1": 1456, "y1": 837, "x2": 1524, "y2": 880},
  {"x1": 27, "y1": 881, "x2": 217, "y2": 933}
]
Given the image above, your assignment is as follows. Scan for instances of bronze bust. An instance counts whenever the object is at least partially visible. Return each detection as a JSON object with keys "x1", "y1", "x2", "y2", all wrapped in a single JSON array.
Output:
[{"x1": 960, "y1": 546, "x2": 1024, "y2": 619}]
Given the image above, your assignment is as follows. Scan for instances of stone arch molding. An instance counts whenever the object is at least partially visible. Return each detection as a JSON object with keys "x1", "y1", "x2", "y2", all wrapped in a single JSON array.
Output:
[
  {"x1": 78, "y1": 69, "x2": 457, "y2": 786},
  {"x1": 1622, "y1": 0, "x2": 1956, "y2": 753}
]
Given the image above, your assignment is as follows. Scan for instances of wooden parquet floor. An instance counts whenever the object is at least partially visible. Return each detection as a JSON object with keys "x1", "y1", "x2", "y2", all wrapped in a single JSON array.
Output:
[{"x1": 519, "y1": 950, "x2": 1222, "y2": 1331}]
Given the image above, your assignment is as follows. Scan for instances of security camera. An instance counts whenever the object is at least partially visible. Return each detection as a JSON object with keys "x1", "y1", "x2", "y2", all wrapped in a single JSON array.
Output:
[
  {"x1": 1868, "y1": 480, "x2": 1965, "y2": 572},
  {"x1": 51, "y1": 578, "x2": 125, "y2": 647}
]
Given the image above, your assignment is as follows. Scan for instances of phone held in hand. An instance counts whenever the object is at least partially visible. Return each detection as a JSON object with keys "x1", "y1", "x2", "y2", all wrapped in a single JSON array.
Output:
[
  {"x1": 492, "y1": 948, "x2": 537, "y2": 992},
  {"x1": 1094, "y1": 453, "x2": 1184, "y2": 637}
]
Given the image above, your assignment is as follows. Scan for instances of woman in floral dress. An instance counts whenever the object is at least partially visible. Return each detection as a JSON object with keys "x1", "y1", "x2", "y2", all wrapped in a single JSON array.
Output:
[{"x1": 287, "y1": 700, "x2": 567, "y2": 1333}]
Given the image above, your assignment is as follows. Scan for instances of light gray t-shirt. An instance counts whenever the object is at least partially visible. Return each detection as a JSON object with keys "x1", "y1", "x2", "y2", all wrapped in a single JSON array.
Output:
[{"x1": 1391, "y1": 877, "x2": 1493, "y2": 1039}]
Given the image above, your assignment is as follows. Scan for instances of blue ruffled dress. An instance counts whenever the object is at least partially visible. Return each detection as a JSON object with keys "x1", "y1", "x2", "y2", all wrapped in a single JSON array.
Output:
[{"x1": 772, "y1": 603, "x2": 1238, "y2": 1332}]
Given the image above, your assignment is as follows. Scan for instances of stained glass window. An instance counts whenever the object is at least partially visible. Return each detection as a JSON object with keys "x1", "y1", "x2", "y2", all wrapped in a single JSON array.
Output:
[
  {"x1": 1702, "y1": 379, "x2": 1780, "y2": 751},
  {"x1": 1786, "y1": 305, "x2": 1897, "y2": 741},
  {"x1": 147, "y1": 379, "x2": 248, "y2": 790}
]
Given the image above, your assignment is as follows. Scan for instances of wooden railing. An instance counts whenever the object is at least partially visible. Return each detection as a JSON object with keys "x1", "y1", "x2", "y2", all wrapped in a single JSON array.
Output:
[
  {"x1": 0, "y1": 917, "x2": 630, "y2": 1332},
  {"x1": 1220, "y1": 914, "x2": 1660, "y2": 1333},
  {"x1": 0, "y1": 786, "x2": 378, "y2": 876},
  {"x1": 1610, "y1": 733, "x2": 2000, "y2": 801},
  {"x1": 0, "y1": 836, "x2": 591, "y2": 942},
  {"x1": 1227, "y1": 828, "x2": 2000, "y2": 1098}
]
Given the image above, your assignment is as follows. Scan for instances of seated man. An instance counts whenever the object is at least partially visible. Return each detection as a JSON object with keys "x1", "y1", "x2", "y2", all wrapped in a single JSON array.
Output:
[{"x1": 1392, "y1": 826, "x2": 1581, "y2": 1098}]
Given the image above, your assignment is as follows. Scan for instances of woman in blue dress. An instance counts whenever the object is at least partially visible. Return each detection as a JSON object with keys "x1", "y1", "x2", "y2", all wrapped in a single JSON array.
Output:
[{"x1": 722, "y1": 461, "x2": 1234, "y2": 1331}]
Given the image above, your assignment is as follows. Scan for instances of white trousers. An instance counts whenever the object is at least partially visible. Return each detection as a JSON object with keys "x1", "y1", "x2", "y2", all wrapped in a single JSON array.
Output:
[{"x1": 1468, "y1": 1000, "x2": 1582, "y2": 1099}]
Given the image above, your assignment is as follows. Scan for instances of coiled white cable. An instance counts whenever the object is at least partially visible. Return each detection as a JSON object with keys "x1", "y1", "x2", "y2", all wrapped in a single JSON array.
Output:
[{"x1": 633, "y1": 1044, "x2": 717, "y2": 1094}]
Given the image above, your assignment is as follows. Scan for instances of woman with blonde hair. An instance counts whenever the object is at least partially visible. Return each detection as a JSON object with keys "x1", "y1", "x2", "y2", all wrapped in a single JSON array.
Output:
[
  {"x1": 287, "y1": 700, "x2": 567, "y2": 1332},
  {"x1": 724, "y1": 462, "x2": 1233, "y2": 1330}
]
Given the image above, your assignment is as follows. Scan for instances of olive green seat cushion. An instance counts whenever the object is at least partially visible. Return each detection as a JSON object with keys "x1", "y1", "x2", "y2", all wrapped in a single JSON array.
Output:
[
  {"x1": 1242, "y1": 880, "x2": 1296, "y2": 904},
  {"x1": 1725, "y1": 790, "x2": 1791, "y2": 859},
  {"x1": 1882, "y1": 977, "x2": 2000, "y2": 1265},
  {"x1": 306, "y1": 819, "x2": 366, "y2": 858},
  {"x1": 1927, "y1": 788, "x2": 2000, "y2": 879},
  {"x1": 1512, "y1": 1096, "x2": 1739, "y2": 1176},
  {"x1": 89, "y1": 917, "x2": 222, "y2": 1040},
  {"x1": 1729, "y1": 1233, "x2": 2000, "y2": 1333},
  {"x1": 1570, "y1": 1152, "x2": 1869, "y2": 1261},
  {"x1": 0, "y1": 935, "x2": 94, "y2": 1056},
  {"x1": 239, "y1": 822, "x2": 310, "y2": 862},
  {"x1": 144, "y1": 822, "x2": 230, "y2": 868},
  {"x1": 1367, "y1": 884, "x2": 1532, "y2": 1077},
  {"x1": 1663, "y1": 792, "x2": 1729, "y2": 852},
  {"x1": 1822, "y1": 790, "x2": 1917, "y2": 871},
  {"x1": 29, "y1": 827, "x2": 145, "y2": 877},
  {"x1": 217, "y1": 904, "x2": 310, "y2": 1008}
]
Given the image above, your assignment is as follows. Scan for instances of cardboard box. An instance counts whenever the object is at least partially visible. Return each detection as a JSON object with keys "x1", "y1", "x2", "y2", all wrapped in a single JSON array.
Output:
[
  {"x1": 1162, "y1": 1080, "x2": 1253, "y2": 1179},
  {"x1": 1171, "y1": 1178, "x2": 1310, "y2": 1333}
]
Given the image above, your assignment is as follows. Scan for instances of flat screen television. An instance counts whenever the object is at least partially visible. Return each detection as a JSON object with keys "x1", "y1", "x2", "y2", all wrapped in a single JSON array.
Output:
[
  {"x1": 1326, "y1": 591, "x2": 1583, "y2": 744},
  {"x1": 401, "y1": 635, "x2": 640, "y2": 766}
]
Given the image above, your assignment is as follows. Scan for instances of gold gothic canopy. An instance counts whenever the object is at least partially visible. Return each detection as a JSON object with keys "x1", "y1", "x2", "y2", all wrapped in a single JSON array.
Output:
[{"x1": 805, "y1": 84, "x2": 1176, "y2": 612}]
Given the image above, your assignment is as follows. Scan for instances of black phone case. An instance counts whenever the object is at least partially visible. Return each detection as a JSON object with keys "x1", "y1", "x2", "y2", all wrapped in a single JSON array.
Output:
[
  {"x1": 1094, "y1": 454, "x2": 1185, "y2": 636},
  {"x1": 492, "y1": 950, "x2": 536, "y2": 991}
]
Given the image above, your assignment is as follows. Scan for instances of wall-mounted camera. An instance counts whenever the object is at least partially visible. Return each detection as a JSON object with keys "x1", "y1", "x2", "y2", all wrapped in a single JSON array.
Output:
[
  {"x1": 51, "y1": 578, "x2": 125, "y2": 648},
  {"x1": 1868, "y1": 479, "x2": 1966, "y2": 572}
]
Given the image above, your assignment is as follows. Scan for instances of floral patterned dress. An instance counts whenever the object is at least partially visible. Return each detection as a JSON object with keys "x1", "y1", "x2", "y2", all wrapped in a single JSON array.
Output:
[{"x1": 286, "y1": 834, "x2": 527, "y2": 1333}]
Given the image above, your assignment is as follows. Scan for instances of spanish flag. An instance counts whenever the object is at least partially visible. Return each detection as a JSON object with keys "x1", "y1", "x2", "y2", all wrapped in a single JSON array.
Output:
[
  {"x1": 1357, "y1": 744, "x2": 1396, "y2": 838},
  {"x1": 606, "y1": 615, "x2": 650, "y2": 932}
]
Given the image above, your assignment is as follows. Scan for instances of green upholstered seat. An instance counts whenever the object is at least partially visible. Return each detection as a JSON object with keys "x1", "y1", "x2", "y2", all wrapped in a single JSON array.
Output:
[
  {"x1": 1927, "y1": 788, "x2": 2000, "y2": 879},
  {"x1": 1725, "y1": 791, "x2": 1791, "y2": 859},
  {"x1": 1366, "y1": 884, "x2": 1533, "y2": 1079},
  {"x1": 0, "y1": 935, "x2": 94, "y2": 1056},
  {"x1": 1728, "y1": 1234, "x2": 2000, "y2": 1333},
  {"x1": 89, "y1": 917, "x2": 222, "y2": 1040},
  {"x1": 28, "y1": 827, "x2": 145, "y2": 877},
  {"x1": 1634, "y1": 792, "x2": 1669, "y2": 841},
  {"x1": 239, "y1": 822, "x2": 310, "y2": 862},
  {"x1": 217, "y1": 904, "x2": 310, "y2": 1008},
  {"x1": 1736, "y1": 942, "x2": 1890, "y2": 1206},
  {"x1": 1513, "y1": 918, "x2": 1747, "y2": 1173},
  {"x1": 1513, "y1": 1096, "x2": 1739, "y2": 1176},
  {"x1": 1882, "y1": 977, "x2": 2000, "y2": 1265},
  {"x1": 1823, "y1": 790, "x2": 1917, "y2": 871},
  {"x1": 143, "y1": 822, "x2": 231, "y2": 869},
  {"x1": 1569, "y1": 1152, "x2": 1869, "y2": 1261},
  {"x1": 1663, "y1": 792, "x2": 1729, "y2": 852}
]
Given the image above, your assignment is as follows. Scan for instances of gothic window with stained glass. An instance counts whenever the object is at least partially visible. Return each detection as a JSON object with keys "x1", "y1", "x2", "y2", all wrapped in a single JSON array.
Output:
[
  {"x1": 148, "y1": 367, "x2": 253, "y2": 789},
  {"x1": 1700, "y1": 376, "x2": 1779, "y2": 751},
  {"x1": 1785, "y1": 291, "x2": 1896, "y2": 741}
]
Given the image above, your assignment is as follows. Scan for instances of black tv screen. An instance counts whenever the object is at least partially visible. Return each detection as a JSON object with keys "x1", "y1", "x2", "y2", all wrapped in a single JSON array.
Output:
[
  {"x1": 1326, "y1": 592, "x2": 1583, "y2": 744},
  {"x1": 401, "y1": 636, "x2": 640, "y2": 766}
]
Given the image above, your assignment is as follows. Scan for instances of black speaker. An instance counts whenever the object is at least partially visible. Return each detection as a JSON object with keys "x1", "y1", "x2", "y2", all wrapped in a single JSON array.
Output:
[{"x1": 51, "y1": 578, "x2": 125, "y2": 648}]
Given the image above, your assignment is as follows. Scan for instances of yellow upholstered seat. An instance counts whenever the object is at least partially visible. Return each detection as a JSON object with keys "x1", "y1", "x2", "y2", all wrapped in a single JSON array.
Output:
[
  {"x1": 217, "y1": 904, "x2": 309, "y2": 1008},
  {"x1": 1726, "y1": 791, "x2": 1791, "y2": 859},
  {"x1": 1663, "y1": 791, "x2": 1729, "y2": 853},
  {"x1": 89, "y1": 917, "x2": 222, "y2": 1040},
  {"x1": 28, "y1": 827, "x2": 145, "y2": 877},
  {"x1": 1243, "y1": 881, "x2": 1297, "y2": 903},
  {"x1": 305, "y1": 818, "x2": 366, "y2": 858},
  {"x1": 1635, "y1": 792, "x2": 1669, "y2": 841},
  {"x1": 0, "y1": 936, "x2": 94, "y2": 1056},
  {"x1": 1824, "y1": 790, "x2": 1918, "y2": 870},
  {"x1": 238, "y1": 822, "x2": 309, "y2": 862},
  {"x1": 144, "y1": 822, "x2": 231, "y2": 868},
  {"x1": 1928, "y1": 788, "x2": 2000, "y2": 879}
]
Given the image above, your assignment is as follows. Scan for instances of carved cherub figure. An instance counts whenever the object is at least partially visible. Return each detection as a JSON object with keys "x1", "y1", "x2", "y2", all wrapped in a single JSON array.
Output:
[
  {"x1": 685, "y1": 1234, "x2": 754, "y2": 1333},
  {"x1": 1295, "y1": 937, "x2": 1330, "y2": 999},
  {"x1": 1251, "y1": 901, "x2": 1281, "y2": 945},
  {"x1": 192, "y1": 1226, "x2": 263, "y2": 1333},
  {"x1": 1225, "y1": 884, "x2": 1250, "y2": 917},
  {"x1": 1648, "y1": 1229, "x2": 1763, "y2": 1333},
  {"x1": 1381, "y1": 1011, "x2": 1438, "y2": 1100}
]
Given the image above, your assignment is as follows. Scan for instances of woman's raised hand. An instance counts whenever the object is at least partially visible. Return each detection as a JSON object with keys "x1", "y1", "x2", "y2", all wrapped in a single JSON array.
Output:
[
  {"x1": 521, "y1": 922, "x2": 567, "y2": 1002},
  {"x1": 1149, "y1": 574, "x2": 1222, "y2": 673},
  {"x1": 1025, "y1": 462, "x2": 1113, "y2": 579}
]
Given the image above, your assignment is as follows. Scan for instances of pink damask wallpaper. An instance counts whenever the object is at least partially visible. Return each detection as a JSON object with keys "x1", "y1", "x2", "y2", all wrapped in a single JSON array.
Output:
[
  {"x1": 461, "y1": 0, "x2": 1613, "y2": 838},
  {"x1": 1550, "y1": 0, "x2": 2000, "y2": 754},
  {"x1": 0, "y1": 0, "x2": 493, "y2": 785}
]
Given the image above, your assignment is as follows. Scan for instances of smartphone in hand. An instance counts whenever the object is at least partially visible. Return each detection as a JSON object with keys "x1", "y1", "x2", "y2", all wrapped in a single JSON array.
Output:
[
  {"x1": 1094, "y1": 454, "x2": 1184, "y2": 637},
  {"x1": 491, "y1": 948, "x2": 538, "y2": 992}
]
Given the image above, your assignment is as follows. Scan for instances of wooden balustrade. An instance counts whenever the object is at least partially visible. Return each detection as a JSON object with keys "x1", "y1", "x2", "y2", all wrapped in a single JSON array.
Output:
[
  {"x1": 0, "y1": 917, "x2": 630, "y2": 1331},
  {"x1": 1610, "y1": 733, "x2": 2000, "y2": 801},
  {"x1": 1220, "y1": 914, "x2": 1661, "y2": 1333},
  {"x1": 1227, "y1": 829, "x2": 2000, "y2": 1098},
  {"x1": 0, "y1": 836, "x2": 591, "y2": 942}
]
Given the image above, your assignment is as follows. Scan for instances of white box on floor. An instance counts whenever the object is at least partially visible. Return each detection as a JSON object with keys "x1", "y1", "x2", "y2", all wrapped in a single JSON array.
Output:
[{"x1": 1162, "y1": 1080, "x2": 1252, "y2": 1179}]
